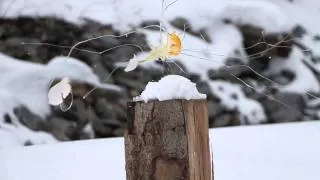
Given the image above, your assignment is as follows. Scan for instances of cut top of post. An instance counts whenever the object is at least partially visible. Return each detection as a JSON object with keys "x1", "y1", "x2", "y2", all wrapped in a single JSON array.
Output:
[{"x1": 133, "y1": 75, "x2": 207, "y2": 102}]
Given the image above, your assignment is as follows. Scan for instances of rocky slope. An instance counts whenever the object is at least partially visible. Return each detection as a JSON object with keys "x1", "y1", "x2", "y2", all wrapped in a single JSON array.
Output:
[{"x1": 1, "y1": 11, "x2": 320, "y2": 145}]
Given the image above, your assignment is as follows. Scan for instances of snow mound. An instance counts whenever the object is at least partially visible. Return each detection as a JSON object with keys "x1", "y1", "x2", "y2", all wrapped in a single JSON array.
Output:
[
  {"x1": 209, "y1": 81, "x2": 266, "y2": 124},
  {"x1": 47, "y1": 56, "x2": 100, "y2": 84},
  {"x1": 0, "y1": 55, "x2": 99, "y2": 117},
  {"x1": 135, "y1": 75, "x2": 206, "y2": 102},
  {"x1": 268, "y1": 47, "x2": 320, "y2": 94},
  {"x1": 220, "y1": 0, "x2": 294, "y2": 33},
  {"x1": 0, "y1": 53, "x2": 120, "y2": 148}
]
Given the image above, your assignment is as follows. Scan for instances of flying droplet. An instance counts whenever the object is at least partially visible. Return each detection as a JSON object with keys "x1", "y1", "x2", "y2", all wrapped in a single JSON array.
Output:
[
  {"x1": 124, "y1": 55, "x2": 139, "y2": 72},
  {"x1": 48, "y1": 77, "x2": 72, "y2": 111}
]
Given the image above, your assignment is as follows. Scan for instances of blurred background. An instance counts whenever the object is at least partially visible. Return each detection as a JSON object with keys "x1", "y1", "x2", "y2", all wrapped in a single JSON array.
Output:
[{"x1": 1, "y1": 0, "x2": 320, "y2": 148}]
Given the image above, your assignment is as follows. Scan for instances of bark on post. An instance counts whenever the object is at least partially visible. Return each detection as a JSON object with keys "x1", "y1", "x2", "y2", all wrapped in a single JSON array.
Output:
[{"x1": 124, "y1": 99, "x2": 212, "y2": 180}]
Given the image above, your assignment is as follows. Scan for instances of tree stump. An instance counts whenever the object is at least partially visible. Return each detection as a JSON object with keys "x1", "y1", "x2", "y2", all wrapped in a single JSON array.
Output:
[{"x1": 124, "y1": 99, "x2": 212, "y2": 180}]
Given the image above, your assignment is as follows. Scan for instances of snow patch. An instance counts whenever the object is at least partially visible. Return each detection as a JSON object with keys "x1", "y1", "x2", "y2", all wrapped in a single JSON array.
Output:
[
  {"x1": 135, "y1": 75, "x2": 206, "y2": 102},
  {"x1": 220, "y1": 0, "x2": 293, "y2": 33},
  {"x1": 209, "y1": 81, "x2": 266, "y2": 124}
]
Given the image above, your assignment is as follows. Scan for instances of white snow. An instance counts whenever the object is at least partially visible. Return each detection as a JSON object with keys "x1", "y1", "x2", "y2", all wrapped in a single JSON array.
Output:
[
  {"x1": 0, "y1": 87, "x2": 58, "y2": 148},
  {"x1": 0, "y1": 0, "x2": 300, "y2": 33},
  {"x1": 266, "y1": 0, "x2": 320, "y2": 34},
  {"x1": 220, "y1": 0, "x2": 293, "y2": 33},
  {"x1": 209, "y1": 81, "x2": 266, "y2": 124},
  {"x1": 0, "y1": 121, "x2": 319, "y2": 180},
  {"x1": 135, "y1": 75, "x2": 206, "y2": 102},
  {"x1": 299, "y1": 35, "x2": 320, "y2": 57},
  {"x1": 0, "y1": 123, "x2": 58, "y2": 149}
]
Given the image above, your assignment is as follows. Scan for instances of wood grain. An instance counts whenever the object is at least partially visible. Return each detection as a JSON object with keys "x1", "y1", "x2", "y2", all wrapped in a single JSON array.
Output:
[{"x1": 124, "y1": 99, "x2": 212, "y2": 180}]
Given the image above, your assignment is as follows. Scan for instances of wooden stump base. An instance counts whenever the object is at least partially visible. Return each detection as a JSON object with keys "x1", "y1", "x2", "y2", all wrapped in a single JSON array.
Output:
[{"x1": 124, "y1": 99, "x2": 212, "y2": 180}]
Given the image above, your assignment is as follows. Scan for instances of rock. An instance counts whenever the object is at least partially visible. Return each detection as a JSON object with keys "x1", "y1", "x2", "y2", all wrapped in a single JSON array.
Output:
[
  {"x1": 43, "y1": 117, "x2": 77, "y2": 141},
  {"x1": 78, "y1": 123, "x2": 95, "y2": 140},
  {"x1": 269, "y1": 70, "x2": 295, "y2": 85},
  {"x1": 197, "y1": 28, "x2": 212, "y2": 43},
  {"x1": 70, "y1": 80, "x2": 126, "y2": 102},
  {"x1": 70, "y1": 98, "x2": 90, "y2": 123},
  {"x1": 170, "y1": 17, "x2": 191, "y2": 31},
  {"x1": 102, "y1": 119, "x2": 123, "y2": 128},
  {"x1": 208, "y1": 65, "x2": 255, "y2": 83},
  {"x1": 207, "y1": 101, "x2": 224, "y2": 118},
  {"x1": 260, "y1": 92, "x2": 306, "y2": 123},
  {"x1": 140, "y1": 20, "x2": 161, "y2": 31},
  {"x1": 197, "y1": 81, "x2": 214, "y2": 100},
  {"x1": 248, "y1": 57, "x2": 270, "y2": 72},
  {"x1": 51, "y1": 98, "x2": 84, "y2": 121},
  {"x1": 113, "y1": 104, "x2": 128, "y2": 122},
  {"x1": 292, "y1": 25, "x2": 307, "y2": 38},
  {"x1": 238, "y1": 25, "x2": 294, "y2": 59},
  {"x1": 49, "y1": 96, "x2": 102, "y2": 140},
  {"x1": 119, "y1": 32, "x2": 150, "y2": 52},
  {"x1": 24, "y1": 140, "x2": 33, "y2": 146},
  {"x1": 210, "y1": 114, "x2": 230, "y2": 127},
  {"x1": 3, "y1": 113, "x2": 12, "y2": 124},
  {"x1": 81, "y1": 18, "x2": 107, "y2": 33},
  {"x1": 140, "y1": 65, "x2": 165, "y2": 77},
  {"x1": 92, "y1": 118, "x2": 114, "y2": 137},
  {"x1": 81, "y1": 29, "x2": 121, "y2": 53},
  {"x1": 66, "y1": 122, "x2": 95, "y2": 141},
  {"x1": 314, "y1": 35, "x2": 320, "y2": 41},
  {"x1": 188, "y1": 73, "x2": 201, "y2": 82},
  {"x1": 113, "y1": 127, "x2": 125, "y2": 137},
  {"x1": 13, "y1": 105, "x2": 45, "y2": 131},
  {"x1": 170, "y1": 17, "x2": 212, "y2": 43},
  {"x1": 4, "y1": 37, "x2": 41, "y2": 63},
  {"x1": 243, "y1": 87, "x2": 268, "y2": 101},
  {"x1": 86, "y1": 54, "x2": 111, "y2": 82},
  {"x1": 156, "y1": 60, "x2": 189, "y2": 76},
  {"x1": 225, "y1": 57, "x2": 243, "y2": 66},
  {"x1": 81, "y1": 18, "x2": 118, "y2": 47},
  {"x1": 94, "y1": 98, "x2": 116, "y2": 119},
  {"x1": 114, "y1": 75, "x2": 145, "y2": 91},
  {"x1": 210, "y1": 112, "x2": 240, "y2": 127}
]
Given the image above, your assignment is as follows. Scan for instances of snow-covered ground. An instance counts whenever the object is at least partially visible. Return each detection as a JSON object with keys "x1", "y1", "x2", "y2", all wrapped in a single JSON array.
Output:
[{"x1": 0, "y1": 121, "x2": 319, "y2": 180}]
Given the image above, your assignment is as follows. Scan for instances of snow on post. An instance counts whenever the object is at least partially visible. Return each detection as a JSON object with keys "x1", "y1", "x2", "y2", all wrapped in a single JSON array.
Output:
[
  {"x1": 134, "y1": 75, "x2": 207, "y2": 102},
  {"x1": 124, "y1": 75, "x2": 212, "y2": 180}
]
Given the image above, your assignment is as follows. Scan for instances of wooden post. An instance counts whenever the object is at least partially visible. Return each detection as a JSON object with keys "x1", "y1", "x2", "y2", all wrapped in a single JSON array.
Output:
[{"x1": 124, "y1": 99, "x2": 212, "y2": 180}]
